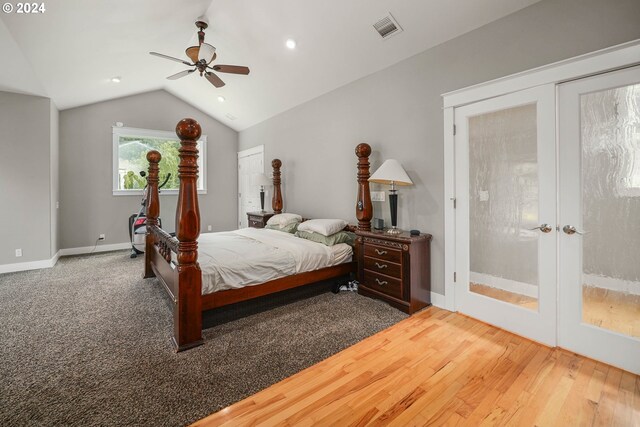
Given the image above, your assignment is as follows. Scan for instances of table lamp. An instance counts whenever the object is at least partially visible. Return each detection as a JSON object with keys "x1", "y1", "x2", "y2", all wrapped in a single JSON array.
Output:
[
  {"x1": 253, "y1": 173, "x2": 272, "y2": 212},
  {"x1": 369, "y1": 159, "x2": 413, "y2": 234}
]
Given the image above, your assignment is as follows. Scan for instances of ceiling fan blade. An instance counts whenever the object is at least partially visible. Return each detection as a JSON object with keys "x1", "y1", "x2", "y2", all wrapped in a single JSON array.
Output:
[
  {"x1": 211, "y1": 65, "x2": 250, "y2": 75},
  {"x1": 205, "y1": 71, "x2": 225, "y2": 88},
  {"x1": 166, "y1": 69, "x2": 195, "y2": 80},
  {"x1": 150, "y1": 52, "x2": 193, "y2": 66}
]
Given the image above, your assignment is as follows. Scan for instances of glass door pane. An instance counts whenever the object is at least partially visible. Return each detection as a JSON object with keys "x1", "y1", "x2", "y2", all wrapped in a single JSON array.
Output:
[
  {"x1": 468, "y1": 104, "x2": 539, "y2": 311},
  {"x1": 580, "y1": 83, "x2": 640, "y2": 338}
]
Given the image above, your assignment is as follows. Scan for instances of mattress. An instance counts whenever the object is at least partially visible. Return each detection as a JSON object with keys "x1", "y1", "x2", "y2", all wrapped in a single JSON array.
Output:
[{"x1": 193, "y1": 228, "x2": 353, "y2": 295}]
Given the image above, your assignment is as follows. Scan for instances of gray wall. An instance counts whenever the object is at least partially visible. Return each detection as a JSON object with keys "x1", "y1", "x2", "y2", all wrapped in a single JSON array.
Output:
[
  {"x1": 59, "y1": 90, "x2": 238, "y2": 249},
  {"x1": 238, "y1": 0, "x2": 640, "y2": 295},
  {"x1": 50, "y1": 102, "x2": 59, "y2": 256},
  {"x1": 0, "y1": 91, "x2": 53, "y2": 264}
]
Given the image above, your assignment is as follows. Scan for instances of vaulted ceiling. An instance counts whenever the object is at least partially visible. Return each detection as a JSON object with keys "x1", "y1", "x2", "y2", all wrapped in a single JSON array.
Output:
[{"x1": 0, "y1": 0, "x2": 540, "y2": 131}]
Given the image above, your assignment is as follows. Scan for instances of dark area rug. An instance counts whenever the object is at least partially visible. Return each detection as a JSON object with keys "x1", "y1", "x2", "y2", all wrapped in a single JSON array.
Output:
[{"x1": 0, "y1": 251, "x2": 407, "y2": 426}]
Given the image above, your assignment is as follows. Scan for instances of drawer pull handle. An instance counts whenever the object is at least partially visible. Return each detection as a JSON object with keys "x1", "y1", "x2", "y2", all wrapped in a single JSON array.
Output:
[
  {"x1": 375, "y1": 262, "x2": 388, "y2": 269},
  {"x1": 375, "y1": 278, "x2": 388, "y2": 286},
  {"x1": 375, "y1": 249, "x2": 387, "y2": 255}
]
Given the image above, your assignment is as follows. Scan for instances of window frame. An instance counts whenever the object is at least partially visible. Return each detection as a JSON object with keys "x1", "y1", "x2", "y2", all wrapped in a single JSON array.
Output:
[{"x1": 112, "y1": 126, "x2": 207, "y2": 196}]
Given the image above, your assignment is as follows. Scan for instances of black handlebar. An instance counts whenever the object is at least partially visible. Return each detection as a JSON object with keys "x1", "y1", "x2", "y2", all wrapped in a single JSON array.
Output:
[
  {"x1": 159, "y1": 173, "x2": 171, "y2": 189},
  {"x1": 138, "y1": 171, "x2": 171, "y2": 190}
]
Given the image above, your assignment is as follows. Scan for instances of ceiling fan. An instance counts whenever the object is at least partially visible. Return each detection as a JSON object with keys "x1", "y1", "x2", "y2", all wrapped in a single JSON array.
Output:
[{"x1": 150, "y1": 18, "x2": 250, "y2": 88}]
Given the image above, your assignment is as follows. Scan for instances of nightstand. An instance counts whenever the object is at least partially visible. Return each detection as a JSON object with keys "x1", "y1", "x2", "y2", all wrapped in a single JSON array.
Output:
[
  {"x1": 355, "y1": 229, "x2": 432, "y2": 314},
  {"x1": 247, "y1": 211, "x2": 275, "y2": 228}
]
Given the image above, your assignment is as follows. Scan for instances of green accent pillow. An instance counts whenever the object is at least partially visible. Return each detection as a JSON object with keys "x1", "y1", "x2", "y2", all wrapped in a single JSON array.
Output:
[
  {"x1": 295, "y1": 230, "x2": 356, "y2": 246},
  {"x1": 265, "y1": 222, "x2": 299, "y2": 233}
]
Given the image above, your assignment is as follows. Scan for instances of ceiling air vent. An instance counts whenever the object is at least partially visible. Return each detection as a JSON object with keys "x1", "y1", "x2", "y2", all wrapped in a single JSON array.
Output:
[{"x1": 373, "y1": 13, "x2": 403, "y2": 39}]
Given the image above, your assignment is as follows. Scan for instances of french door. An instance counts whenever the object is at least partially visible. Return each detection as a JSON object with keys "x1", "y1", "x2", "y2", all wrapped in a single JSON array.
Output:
[
  {"x1": 558, "y1": 66, "x2": 640, "y2": 374},
  {"x1": 454, "y1": 85, "x2": 557, "y2": 347}
]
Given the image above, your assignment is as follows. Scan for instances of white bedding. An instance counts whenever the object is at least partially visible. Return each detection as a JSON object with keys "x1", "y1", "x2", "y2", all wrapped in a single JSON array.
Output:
[{"x1": 196, "y1": 228, "x2": 353, "y2": 295}]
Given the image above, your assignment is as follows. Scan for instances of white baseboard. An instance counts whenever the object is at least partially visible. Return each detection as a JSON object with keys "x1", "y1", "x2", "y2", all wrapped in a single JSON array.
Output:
[
  {"x1": 430, "y1": 291, "x2": 446, "y2": 309},
  {"x1": 469, "y1": 271, "x2": 538, "y2": 298},
  {"x1": 59, "y1": 242, "x2": 131, "y2": 256},
  {"x1": 583, "y1": 274, "x2": 640, "y2": 296},
  {"x1": 0, "y1": 250, "x2": 60, "y2": 274}
]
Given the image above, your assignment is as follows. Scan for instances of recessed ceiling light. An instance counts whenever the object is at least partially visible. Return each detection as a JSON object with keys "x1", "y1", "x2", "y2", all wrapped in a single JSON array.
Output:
[
  {"x1": 111, "y1": 76, "x2": 121, "y2": 83},
  {"x1": 285, "y1": 39, "x2": 296, "y2": 49},
  {"x1": 217, "y1": 96, "x2": 226, "y2": 103}
]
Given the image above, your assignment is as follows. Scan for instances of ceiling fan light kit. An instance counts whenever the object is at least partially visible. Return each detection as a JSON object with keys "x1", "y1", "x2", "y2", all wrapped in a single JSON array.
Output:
[{"x1": 149, "y1": 18, "x2": 250, "y2": 89}]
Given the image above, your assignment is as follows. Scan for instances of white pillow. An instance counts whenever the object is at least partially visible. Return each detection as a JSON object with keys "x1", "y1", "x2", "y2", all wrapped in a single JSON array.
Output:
[
  {"x1": 297, "y1": 219, "x2": 348, "y2": 236},
  {"x1": 266, "y1": 213, "x2": 302, "y2": 228}
]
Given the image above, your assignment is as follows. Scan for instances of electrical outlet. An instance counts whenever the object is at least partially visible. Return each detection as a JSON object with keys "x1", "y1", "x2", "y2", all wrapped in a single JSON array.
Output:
[
  {"x1": 371, "y1": 191, "x2": 386, "y2": 202},
  {"x1": 207, "y1": 225, "x2": 212, "y2": 231},
  {"x1": 15, "y1": 249, "x2": 22, "y2": 257},
  {"x1": 98, "y1": 234, "x2": 105, "y2": 241},
  {"x1": 56, "y1": 201, "x2": 59, "y2": 209}
]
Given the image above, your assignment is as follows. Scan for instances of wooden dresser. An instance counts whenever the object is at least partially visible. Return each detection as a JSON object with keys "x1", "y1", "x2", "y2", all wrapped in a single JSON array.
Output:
[
  {"x1": 355, "y1": 229, "x2": 432, "y2": 314},
  {"x1": 247, "y1": 211, "x2": 275, "y2": 228}
]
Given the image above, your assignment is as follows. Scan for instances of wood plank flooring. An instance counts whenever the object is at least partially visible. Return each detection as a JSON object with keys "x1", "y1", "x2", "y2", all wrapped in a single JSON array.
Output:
[{"x1": 192, "y1": 307, "x2": 640, "y2": 426}]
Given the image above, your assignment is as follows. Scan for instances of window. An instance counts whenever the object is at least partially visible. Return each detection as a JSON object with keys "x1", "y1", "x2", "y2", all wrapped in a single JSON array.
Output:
[{"x1": 112, "y1": 126, "x2": 207, "y2": 195}]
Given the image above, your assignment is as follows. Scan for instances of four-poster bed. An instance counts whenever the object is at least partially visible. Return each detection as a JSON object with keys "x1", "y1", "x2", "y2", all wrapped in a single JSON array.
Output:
[{"x1": 144, "y1": 118, "x2": 374, "y2": 351}]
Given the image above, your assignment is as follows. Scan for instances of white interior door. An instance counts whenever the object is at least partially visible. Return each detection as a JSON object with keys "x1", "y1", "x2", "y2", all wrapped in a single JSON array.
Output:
[
  {"x1": 558, "y1": 66, "x2": 640, "y2": 374},
  {"x1": 237, "y1": 146, "x2": 264, "y2": 228},
  {"x1": 455, "y1": 85, "x2": 557, "y2": 346}
]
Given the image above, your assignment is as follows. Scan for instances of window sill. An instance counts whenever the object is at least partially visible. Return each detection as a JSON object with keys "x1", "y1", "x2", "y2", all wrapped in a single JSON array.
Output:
[{"x1": 112, "y1": 189, "x2": 208, "y2": 196}]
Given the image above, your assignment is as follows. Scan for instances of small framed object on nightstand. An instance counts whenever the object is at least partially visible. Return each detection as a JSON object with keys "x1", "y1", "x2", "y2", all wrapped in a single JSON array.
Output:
[
  {"x1": 247, "y1": 211, "x2": 275, "y2": 229},
  {"x1": 355, "y1": 229, "x2": 432, "y2": 314}
]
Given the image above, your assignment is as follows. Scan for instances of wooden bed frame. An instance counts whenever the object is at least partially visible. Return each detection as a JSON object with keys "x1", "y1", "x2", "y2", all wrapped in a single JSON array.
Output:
[{"x1": 144, "y1": 118, "x2": 373, "y2": 351}]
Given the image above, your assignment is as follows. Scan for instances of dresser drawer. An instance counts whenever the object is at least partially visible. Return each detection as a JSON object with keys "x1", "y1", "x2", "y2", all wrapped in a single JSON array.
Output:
[
  {"x1": 248, "y1": 218, "x2": 264, "y2": 228},
  {"x1": 364, "y1": 256, "x2": 401, "y2": 279},
  {"x1": 363, "y1": 271, "x2": 403, "y2": 300},
  {"x1": 364, "y1": 244, "x2": 402, "y2": 264}
]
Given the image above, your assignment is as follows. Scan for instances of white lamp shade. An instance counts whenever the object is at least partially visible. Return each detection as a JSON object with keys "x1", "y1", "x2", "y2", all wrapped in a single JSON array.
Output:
[
  {"x1": 369, "y1": 159, "x2": 413, "y2": 186},
  {"x1": 198, "y1": 43, "x2": 216, "y2": 63},
  {"x1": 252, "y1": 173, "x2": 272, "y2": 187}
]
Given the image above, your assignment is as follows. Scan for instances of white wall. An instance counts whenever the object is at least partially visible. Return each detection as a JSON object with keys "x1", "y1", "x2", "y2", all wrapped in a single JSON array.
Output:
[
  {"x1": 238, "y1": 0, "x2": 640, "y2": 295},
  {"x1": 59, "y1": 90, "x2": 238, "y2": 250}
]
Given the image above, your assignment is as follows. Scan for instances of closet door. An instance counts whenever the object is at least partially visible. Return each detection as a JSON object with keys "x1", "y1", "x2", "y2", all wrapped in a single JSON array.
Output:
[
  {"x1": 558, "y1": 66, "x2": 640, "y2": 374},
  {"x1": 455, "y1": 85, "x2": 557, "y2": 346}
]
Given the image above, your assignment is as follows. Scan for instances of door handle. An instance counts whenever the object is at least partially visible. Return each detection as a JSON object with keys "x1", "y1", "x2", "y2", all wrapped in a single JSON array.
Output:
[
  {"x1": 562, "y1": 225, "x2": 586, "y2": 235},
  {"x1": 529, "y1": 223, "x2": 552, "y2": 233},
  {"x1": 375, "y1": 278, "x2": 388, "y2": 286},
  {"x1": 375, "y1": 262, "x2": 388, "y2": 269},
  {"x1": 375, "y1": 249, "x2": 387, "y2": 256}
]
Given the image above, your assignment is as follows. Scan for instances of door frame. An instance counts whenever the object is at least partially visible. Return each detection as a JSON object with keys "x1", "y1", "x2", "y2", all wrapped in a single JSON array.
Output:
[
  {"x1": 442, "y1": 39, "x2": 640, "y2": 312},
  {"x1": 237, "y1": 145, "x2": 265, "y2": 228}
]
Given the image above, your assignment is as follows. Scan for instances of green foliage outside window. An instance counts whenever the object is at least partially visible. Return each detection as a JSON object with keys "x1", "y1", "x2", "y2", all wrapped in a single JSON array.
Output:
[{"x1": 117, "y1": 136, "x2": 202, "y2": 190}]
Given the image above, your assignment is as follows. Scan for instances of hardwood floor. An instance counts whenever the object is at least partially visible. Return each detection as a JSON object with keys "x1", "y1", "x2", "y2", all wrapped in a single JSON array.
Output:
[{"x1": 192, "y1": 307, "x2": 640, "y2": 426}]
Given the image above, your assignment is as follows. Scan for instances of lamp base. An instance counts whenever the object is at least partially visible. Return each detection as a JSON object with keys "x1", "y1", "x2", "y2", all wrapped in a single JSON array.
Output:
[{"x1": 386, "y1": 227, "x2": 402, "y2": 235}]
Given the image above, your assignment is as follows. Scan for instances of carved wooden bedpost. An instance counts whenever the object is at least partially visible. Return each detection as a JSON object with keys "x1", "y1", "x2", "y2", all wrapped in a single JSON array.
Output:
[
  {"x1": 272, "y1": 158, "x2": 283, "y2": 214},
  {"x1": 173, "y1": 118, "x2": 203, "y2": 351},
  {"x1": 355, "y1": 143, "x2": 373, "y2": 231},
  {"x1": 144, "y1": 150, "x2": 161, "y2": 278}
]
